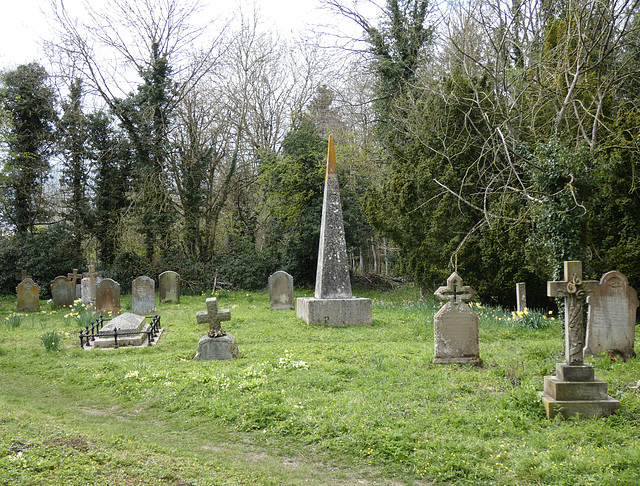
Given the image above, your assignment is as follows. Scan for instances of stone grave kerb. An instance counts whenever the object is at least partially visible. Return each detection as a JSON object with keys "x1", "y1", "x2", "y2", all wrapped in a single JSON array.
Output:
[
  {"x1": 434, "y1": 272, "x2": 477, "y2": 305},
  {"x1": 196, "y1": 297, "x2": 231, "y2": 337},
  {"x1": 547, "y1": 261, "x2": 599, "y2": 365}
]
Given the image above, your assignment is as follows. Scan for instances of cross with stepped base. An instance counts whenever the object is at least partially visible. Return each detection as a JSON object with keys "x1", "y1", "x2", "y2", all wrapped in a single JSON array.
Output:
[{"x1": 196, "y1": 297, "x2": 231, "y2": 337}]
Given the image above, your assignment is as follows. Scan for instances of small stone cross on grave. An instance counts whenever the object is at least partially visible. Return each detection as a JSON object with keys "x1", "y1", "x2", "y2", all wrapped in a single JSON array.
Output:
[
  {"x1": 547, "y1": 261, "x2": 599, "y2": 365},
  {"x1": 196, "y1": 298, "x2": 231, "y2": 338},
  {"x1": 83, "y1": 264, "x2": 102, "y2": 282},
  {"x1": 67, "y1": 268, "x2": 81, "y2": 286},
  {"x1": 434, "y1": 272, "x2": 477, "y2": 304},
  {"x1": 16, "y1": 270, "x2": 31, "y2": 283}
]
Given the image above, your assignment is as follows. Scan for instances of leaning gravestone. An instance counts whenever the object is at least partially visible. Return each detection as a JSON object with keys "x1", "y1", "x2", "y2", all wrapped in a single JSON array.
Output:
[
  {"x1": 132, "y1": 276, "x2": 156, "y2": 315},
  {"x1": 269, "y1": 271, "x2": 295, "y2": 310},
  {"x1": 50, "y1": 276, "x2": 75, "y2": 309},
  {"x1": 159, "y1": 271, "x2": 180, "y2": 303},
  {"x1": 194, "y1": 297, "x2": 237, "y2": 360},
  {"x1": 433, "y1": 272, "x2": 481, "y2": 365},
  {"x1": 542, "y1": 261, "x2": 619, "y2": 419},
  {"x1": 96, "y1": 278, "x2": 121, "y2": 316},
  {"x1": 16, "y1": 277, "x2": 40, "y2": 311},
  {"x1": 584, "y1": 271, "x2": 638, "y2": 359}
]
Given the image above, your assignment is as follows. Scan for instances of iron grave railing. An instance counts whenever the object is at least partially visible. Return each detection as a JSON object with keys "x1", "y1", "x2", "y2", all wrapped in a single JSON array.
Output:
[{"x1": 79, "y1": 314, "x2": 161, "y2": 348}]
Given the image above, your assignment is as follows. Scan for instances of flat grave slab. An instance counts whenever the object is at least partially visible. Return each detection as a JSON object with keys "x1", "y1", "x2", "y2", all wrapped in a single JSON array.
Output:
[{"x1": 90, "y1": 312, "x2": 160, "y2": 349}]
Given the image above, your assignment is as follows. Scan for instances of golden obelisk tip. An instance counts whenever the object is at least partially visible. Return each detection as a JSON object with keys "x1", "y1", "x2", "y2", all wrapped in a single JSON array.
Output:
[{"x1": 326, "y1": 135, "x2": 336, "y2": 175}]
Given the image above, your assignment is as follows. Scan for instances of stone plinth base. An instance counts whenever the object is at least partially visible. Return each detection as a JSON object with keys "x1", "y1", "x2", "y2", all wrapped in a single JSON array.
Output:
[
  {"x1": 433, "y1": 356, "x2": 482, "y2": 365},
  {"x1": 542, "y1": 363, "x2": 619, "y2": 419},
  {"x1": 296, "y1": 297, "x2": 372, "y2": 326},
  {"x1": 194, "y1": 333, "x2": 238, "y2": 361}
]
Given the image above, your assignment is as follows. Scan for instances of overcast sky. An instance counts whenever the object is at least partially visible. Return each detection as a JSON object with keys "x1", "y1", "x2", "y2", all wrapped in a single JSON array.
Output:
[{"x1": 0, "y1": 0, "x2": 374, "y2": 71}]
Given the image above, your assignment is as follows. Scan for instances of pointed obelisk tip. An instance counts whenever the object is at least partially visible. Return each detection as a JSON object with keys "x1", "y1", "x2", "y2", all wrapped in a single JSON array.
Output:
[{"x1": 326, "y1": 135, "x2": 336, "y2": 176}]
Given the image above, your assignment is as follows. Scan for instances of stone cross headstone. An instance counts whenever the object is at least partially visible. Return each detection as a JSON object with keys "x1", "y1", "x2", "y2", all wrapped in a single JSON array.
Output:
[
  {"x1": 132, "y1": 276, "x2": 156, "y2": 315},
  {"x1": 50, "y1": 276, "x2": 75, "y2": 309},
  {"x1": 196, "y1": 297, "x2": 231, "y2": 337},
  {"x1": 432, "y1": 272, "x2": 481, "y2": 365},
  {"x1": 81, "y1": 265, "x2": 102, "y2": 310},
  {"x1": 296, "y1": 136, "x2": 372, "y2": 325},
  {"x1": 16, "y1": 270, "x2": 31, "y2": 283},
  {"x1": 158, "y1": 271, "x2": 180, "y2": 303},
  {"x1": 96, "y1": 278, "x2": 121, "y2": 316},
  {"x1": 16, "y1": 277, "x2": 40, "y2": 311},
  {"x1": 584, "y1": 271, "x2": 638, "y2": 359},
  {"x1": 269, "y1": 271, "x2": 294, "y2": 310},
  {"x1": 194, "y1": 297, "x2": 237, "y2": 360},
  {"x1": 68, "y1": 268, "x2": 81, "y2": 298},
  {"x1": 547, "y1": 261, "x2": 599, "y2": 365},
  {"x1": 542, "y1": 261, "x2": 619, "y2": 419},
  {"x1": 516, "y1": 282, "x2": 527, "y2": 313}
]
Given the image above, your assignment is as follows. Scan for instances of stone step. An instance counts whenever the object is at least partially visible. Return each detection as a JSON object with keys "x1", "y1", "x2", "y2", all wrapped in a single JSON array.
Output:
[
  {"x1": 542, "y1": 394, "x2": 620, "y2": 419},
  {"x1": 543, "y1": 376, "x2": 610, "y2": 401}
]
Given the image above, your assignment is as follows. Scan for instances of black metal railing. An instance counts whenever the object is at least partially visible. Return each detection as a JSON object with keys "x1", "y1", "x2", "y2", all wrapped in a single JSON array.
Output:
[{"x1": 79, "y1": 315, "x2": 161, "y2": 348}]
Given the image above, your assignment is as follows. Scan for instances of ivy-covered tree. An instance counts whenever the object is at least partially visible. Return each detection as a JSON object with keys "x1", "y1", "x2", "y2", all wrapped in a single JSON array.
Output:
[
  {"x1": 57, "y1": 77, "x2": 90, "y2": 259},
  {"x1": 0, "y1": 63, "x2": 57, "y2": 235},
  {"x1": 261, "y1": 120, "x2": 326, "y2": 284}
]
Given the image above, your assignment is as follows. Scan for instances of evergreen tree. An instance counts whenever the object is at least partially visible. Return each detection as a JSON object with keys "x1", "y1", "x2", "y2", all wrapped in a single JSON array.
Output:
[
  {"x1": 58, "y1": 77, "x2": 90, "y2": 258},
  {"x1": 0, "y1": 63, "x2": 57, "y2": 235}
]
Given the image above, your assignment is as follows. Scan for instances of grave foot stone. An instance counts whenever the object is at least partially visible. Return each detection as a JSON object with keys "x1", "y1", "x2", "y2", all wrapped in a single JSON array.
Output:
[
  {"x1": 194, "y1": 334, "x2": 239, "y2": 361},
  {"x1": 541, "y1": 363, "x2": 619, "y2": 419}
]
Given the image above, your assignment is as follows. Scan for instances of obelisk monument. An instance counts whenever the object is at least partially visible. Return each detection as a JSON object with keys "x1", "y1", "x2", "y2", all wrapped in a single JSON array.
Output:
[{"x1": 296, "y1": 136, "x2": 372, "y2": 326}]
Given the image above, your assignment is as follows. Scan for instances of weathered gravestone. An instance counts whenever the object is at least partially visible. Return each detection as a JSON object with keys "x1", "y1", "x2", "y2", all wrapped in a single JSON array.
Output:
[
  {"x1": 432, "y1": 272, "x2": 481, "y2": 365},
  {"x1": 132, "y1": 276, "x2": 155, "y2": 315},
  {"x1": 542, "y1": 261, "x2": 619, "y2": 419},
  {"x1": 92, "y1": 312, "x2": 150, "y2": 348},
  {"x1": 194, "y1": 297, "x2": 237, "y2": 360},
  {"x1": 296, "y1": 136, "x2": 372, "y2": 326},
  {"x1": 159, "y1": 271, "x2": 180, "y2": 303},
  {"x1": 16, "y1": 277, "x2": 40, "y2": 311},
  {"x1": 516, "y1": 282, "x2": 527, "y2": 313},
  {"x1": 584, "y1": 271, "x2": 638, "y2": 359},
  {"x1": 96, "y1": 278, "x2": 121, "y2": 316},
  {"x1": 50, "y1": 276, "x2": 75, "y2": 309},
  {"x1": 81, "y1": 265, "x2": 102, "y2": 310},
  {"x1": 269, "y1": 271, "x2": 295, "y2": 310}
]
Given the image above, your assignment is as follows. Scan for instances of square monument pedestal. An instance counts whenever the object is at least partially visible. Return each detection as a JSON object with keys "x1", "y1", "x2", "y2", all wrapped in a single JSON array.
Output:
[
  {"x1": 542, "y1": 363, "x2": 620, "y2": 419},
  {"x1": 296, "y1": 297, "x2": 372, "y2": 326}
]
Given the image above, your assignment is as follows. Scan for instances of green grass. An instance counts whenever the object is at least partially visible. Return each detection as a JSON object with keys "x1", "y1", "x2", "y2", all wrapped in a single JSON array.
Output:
[{"x1": 1, "y1": 286, "x2": 639, "y2": 485}]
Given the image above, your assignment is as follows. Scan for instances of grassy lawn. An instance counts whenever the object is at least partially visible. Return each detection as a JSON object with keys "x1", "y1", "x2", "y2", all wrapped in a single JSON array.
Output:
[{"x1": 1, "y1": 285, "x2": 639, "y2": 485}]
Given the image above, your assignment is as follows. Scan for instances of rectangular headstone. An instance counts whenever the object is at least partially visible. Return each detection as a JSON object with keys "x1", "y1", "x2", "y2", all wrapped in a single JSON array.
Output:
[
  {"x1": 269, "y1": 271, "x2": 294, "y2": 310},
  {"x1": 585, "y1": 271, "x2": 638, "y2": 358},
  {"x1": 159, "y1": 271, "x2": 180, "y2": 303},
  {"x1": 96, "y1": 278, "x2": 121, "y2": 316},
  {"x1": 132, "y1": 276, "x2": 155, "y2": 315},
  {"x1": 50, "y1": 276, "x2": 75, "y2": 309},
  {"x1": 516, "y1": 282, "x2": 526, "y2": 313},
  {"x1": 16, "y1": 277, "x2": 40, "y2": 311}
]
